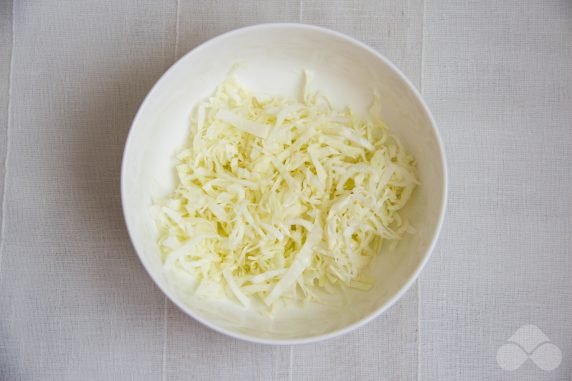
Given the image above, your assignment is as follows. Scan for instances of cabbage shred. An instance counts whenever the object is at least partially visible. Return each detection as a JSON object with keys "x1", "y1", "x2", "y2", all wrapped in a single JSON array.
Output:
[{"x1": 156, "y1": 74, "x2": 417, "y2": 308}]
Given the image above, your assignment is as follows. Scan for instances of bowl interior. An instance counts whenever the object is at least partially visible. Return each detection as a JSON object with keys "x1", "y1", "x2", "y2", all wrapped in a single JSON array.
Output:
[{"x1": 122, "y1": 25, "x2": 445, "y2": 342}]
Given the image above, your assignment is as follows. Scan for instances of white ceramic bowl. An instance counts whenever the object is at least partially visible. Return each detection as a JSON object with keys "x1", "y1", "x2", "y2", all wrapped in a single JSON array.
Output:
[{"x1": 121, "y1": 24, "x2": 447, "y2": 344}]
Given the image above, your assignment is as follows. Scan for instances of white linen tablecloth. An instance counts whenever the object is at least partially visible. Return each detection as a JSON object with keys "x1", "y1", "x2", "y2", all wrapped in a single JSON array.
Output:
[{"x1": 0, "y1": 1, "x2": 570, "y2": 380}]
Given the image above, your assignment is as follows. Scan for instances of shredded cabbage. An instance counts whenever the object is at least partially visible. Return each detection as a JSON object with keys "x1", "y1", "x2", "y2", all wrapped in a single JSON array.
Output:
[{"x1": 155, "y1": 73, "x2": 417, "y2": 309}]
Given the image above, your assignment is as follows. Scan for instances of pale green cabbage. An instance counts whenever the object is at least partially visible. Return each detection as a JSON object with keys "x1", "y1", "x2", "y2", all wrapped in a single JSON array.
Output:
[{"x1": 155, "y1": 73, "x2": 417, "y2": 309}]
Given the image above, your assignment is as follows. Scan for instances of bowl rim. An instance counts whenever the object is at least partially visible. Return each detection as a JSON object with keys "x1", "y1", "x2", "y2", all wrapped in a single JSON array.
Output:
[{"x1": 121, "y1": 22, "x2": 448, "y2": 345}]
